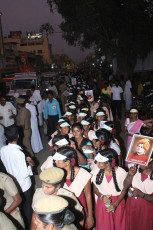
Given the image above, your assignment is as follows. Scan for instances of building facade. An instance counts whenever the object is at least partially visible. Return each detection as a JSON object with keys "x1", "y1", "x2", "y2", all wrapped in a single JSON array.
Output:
[{"x1": 4, "y1": 31, "x2": 52, "y2": 65}]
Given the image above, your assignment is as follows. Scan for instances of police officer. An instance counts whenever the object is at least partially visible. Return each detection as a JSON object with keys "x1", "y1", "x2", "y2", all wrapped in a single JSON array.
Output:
[
  {"x1": 31, "y1": 167, "x2": 83, "y2": 230},
  {"x1": 33, "y1": 195, "x2": 78, "y2": 230},
  {"x1": 0, "y1": 172, "x2": 24, "y2": 229},
  {"x1": 16, "y1": 97, "x2": 33, "y2": 156}
]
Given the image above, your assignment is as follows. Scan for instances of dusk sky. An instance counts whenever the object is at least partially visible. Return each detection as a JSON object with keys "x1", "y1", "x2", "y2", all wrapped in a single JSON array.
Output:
[{"x1": 1, "y1": 0, "x2": 94, "y2": 62}]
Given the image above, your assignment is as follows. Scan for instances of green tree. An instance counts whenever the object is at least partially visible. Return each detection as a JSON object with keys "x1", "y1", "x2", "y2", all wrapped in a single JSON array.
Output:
[
  {"x1": 40, "y1": 22, "x2": 54, "y2": 37},
  {"x1": 47, "y1": 0, "x2": 153, "y2": 76}
]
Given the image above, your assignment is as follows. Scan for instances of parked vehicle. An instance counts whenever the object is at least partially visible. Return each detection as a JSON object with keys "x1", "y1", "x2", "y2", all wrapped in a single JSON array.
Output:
[{"x1": 8, "y1": 72, "x2": 39, "y2": 97}]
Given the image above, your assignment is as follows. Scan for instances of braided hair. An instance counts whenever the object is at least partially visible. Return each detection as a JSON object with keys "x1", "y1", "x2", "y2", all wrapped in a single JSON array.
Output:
[
  {"x1": 95, "y1": 148, "x2": 121, "y2": 192},
  {"x1": 110, "y1": 164, "x2": 121, "y2": 192},
  {"x1": 56, "y1": 146, "x2": 77, "y2": 182},
  {"x1": 96, "y1": 169, "x2": 105, "y2": 185}
]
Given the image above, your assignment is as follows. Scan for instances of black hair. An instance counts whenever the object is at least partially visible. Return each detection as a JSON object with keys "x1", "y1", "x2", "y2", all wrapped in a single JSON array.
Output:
[
  {"x1": 56, "y1": 146, "x2": 77, "y2": 182},
  {"x1": 47, "y1": 90, "x2": 53, "y2": 95},
  {"x1": 0, "y1": 96, "x2": 6, "y2": 100},
  {"x1": 37, "y1": 208, "x2": 75, "y2": 228},
  {"x1": 81, "y1": 116, "x2": 92, "y2": 125},
  {"x1": 4, "y1": 125, "x2": 18, "y2": 143},
  {"x1": 95, "y1": 128, "x2": 110, "y2": 151},
  {"x1": 105, "y1": 121, "x2": 115, "y2": 130},
  {"x1": 96, "y1": 148, "x2": 121, "y2": 192},
  {"x1": 139, "y1": 160, "x2": 153, "y2": 180},
  {"x1": 72, "y1": 122, "x2": 83, "y2": 131},
  {"x1": 140, "y1": 126, "x2": 152, "y2": 137},
  {"x1": 52, "y1": 180, "x2": 64, "y2": 189},
  {"x1": 104, "y1": 121, "x2": 116, "y2": 142},
  {"x1": 79, "y1": 138, "x2": 92, "y2": 152},
  {"x1": 81, "y1": 116, "x2": 94, "y2": 131},
  {"x1": 58, "y1": 119, "x2": 70, "y2": 129},
  {"x1": 31, "y1": 85, "x2": 36, "y2": 90},
  {"x1": 65, "y1": 110, "x2": 76, "y2": 123},
  {"x1": 52, "y1": 135, "x2": 70, "y2": 147},
  {"x1": 58, "y1": 117, "x2": 68, "y2": 125},
  {"x1": 100, "y1": 94, "x2": 108, "y2": 103}
]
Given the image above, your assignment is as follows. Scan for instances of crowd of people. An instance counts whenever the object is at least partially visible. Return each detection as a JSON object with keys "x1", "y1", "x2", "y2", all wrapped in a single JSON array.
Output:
[{"x1": 0, "y1": 73, "x2": 153, "y2": 230}]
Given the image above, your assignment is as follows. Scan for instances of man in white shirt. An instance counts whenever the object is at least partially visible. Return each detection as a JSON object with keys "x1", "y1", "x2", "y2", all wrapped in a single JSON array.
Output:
[
  {"x1": 0, "y1": 96, "x2": 17, "y2": 127},
  {"x1": 111, "y1": 81, "x2": 123, "y2": 120},
  {"x1": 124, "y1": 78, "x2": 132, "y2": 111},
  {"x1": 48, "y1": 81, "x2": 58, "y2": 97},
  {"x1": 0, "y1": 125, "x2": 34, "y2": 230}
]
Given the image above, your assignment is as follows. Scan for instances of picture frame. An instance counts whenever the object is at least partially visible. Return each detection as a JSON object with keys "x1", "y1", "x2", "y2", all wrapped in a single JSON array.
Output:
[
  {"x1": 125, "y1": 134, "x2": 153, "y2": 166},
  {"x1": 85, "y1": 90, "x2": 93, "y2": 102}
]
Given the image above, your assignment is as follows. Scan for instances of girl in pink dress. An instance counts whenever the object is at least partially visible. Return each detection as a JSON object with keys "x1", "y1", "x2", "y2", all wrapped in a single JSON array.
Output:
[
  {"x1": 124, "y1": 161, "x2": 153, "y2": 230},
  {"x1": 91, "y1": 148, "x2": 127, "y2": 230},
  {"x1": 53, "y1": 146, "x2": 94, "y2": 230}
]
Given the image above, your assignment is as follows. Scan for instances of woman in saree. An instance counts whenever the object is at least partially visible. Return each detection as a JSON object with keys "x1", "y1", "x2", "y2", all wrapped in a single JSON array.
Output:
[{"x1": 124, "y1": 109, "x2": 144, "y2": 150}]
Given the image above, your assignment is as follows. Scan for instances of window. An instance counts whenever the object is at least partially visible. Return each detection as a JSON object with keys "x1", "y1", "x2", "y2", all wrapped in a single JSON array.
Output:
[
  {"x1": 30, "y1": 50, "x2": 35, "y2": 54},
  {"x1": 11, "y1": 79, "x2": 36, "y2": 90},
  {"x1": 38, "y1": 50, "x2": 42, "y2": 54}
]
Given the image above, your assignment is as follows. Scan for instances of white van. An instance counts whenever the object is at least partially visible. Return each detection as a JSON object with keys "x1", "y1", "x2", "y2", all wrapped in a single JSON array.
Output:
[{"x1": 8, "y1": 72, "x2": 39, "y2": 97}]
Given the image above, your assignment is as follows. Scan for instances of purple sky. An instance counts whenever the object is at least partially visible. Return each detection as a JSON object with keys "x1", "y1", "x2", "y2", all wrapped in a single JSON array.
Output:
[{"x1": 1, "y1": 0, "x2": 94, "y2": 63}]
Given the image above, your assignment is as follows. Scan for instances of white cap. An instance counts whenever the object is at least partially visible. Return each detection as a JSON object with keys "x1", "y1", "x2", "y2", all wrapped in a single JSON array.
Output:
[
  {"x1": 96, "y1": 111, "x2": 105, "y2": 116},
  {"x1": 69, "y1": 101, "x2": 75, "y2": 104},
  {"x1": 53, "y1": 152, "x2": 67, "y2": 160},
  {"x1": 58, "y1": 118, "x2": 65, "y2": 122},
  {"x1": 102, "y1": 124, "x2": 112, "y2": 131},
  {"x1": 81, "y1": 108, "x2": 89, "y2": 111},
  {"x1": 59, "y1": 122, "x2": 70, "y2": 127},
  {"x1": 65, "y1": 111, "x2": 72, "y2": 116},
  {"x1": 91, "y1": 132, "x2": 98, "y2": 139},
  {"x1": 82, "y1": 148, "x2": 94, "y2": 154},
  {"x1": 55, "y1": 138, "x2": 69, "y2": 146},
  {"x1": 95, "y1": 153, "x2": 109, "y2": 162},
  {"x1": 81, "y1": 120, "x2": 90, "y2": 125},
  {"x1": 69, "y1": 105, "x2": 76, "y2": 109},
  {"x1": 78, "y1": 112, "x2": 87, "y2": 117},
  {"x1": 130, "y1": 109, "x2": 138, "y2": 113}
]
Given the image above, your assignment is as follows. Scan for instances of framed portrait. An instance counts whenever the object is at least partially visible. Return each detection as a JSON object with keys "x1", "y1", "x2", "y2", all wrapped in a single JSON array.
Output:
[
  {"x1": 85, "y1": 90, "x2": 93, "y2": 102},
  {"x1": 125, "y1": 134, "x2": 153, "y2": 166},
  {"x1": 71, "y1": 78, "x2": 77, "y2": 85}
]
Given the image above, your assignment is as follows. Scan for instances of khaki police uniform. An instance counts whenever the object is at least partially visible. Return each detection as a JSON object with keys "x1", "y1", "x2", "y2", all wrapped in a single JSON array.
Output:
[
  {"x1": 35, "y1": 167, "x2": 83, "y2": 213},
  {"x1": 59, "y1": 82, "x2": 67, "y2": 112},
  {"x1": 17, "y1": 106, "x2": 33, "y2": 156},
  {"x1": 0, "y1": 173, "x2": 24, "y2": 228},
  {"x1": 33, "y1": 195, "x2": 78, "y2": 230},
  {"x1": 32, "y1": 187, "x2": 83, "y2": 213},
  {"x1": 62, "y1": 224, "x2": 78, "y2": 230},
  {"x1": 0, "y1": 212, "x2": 17, "y2": 230}
]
